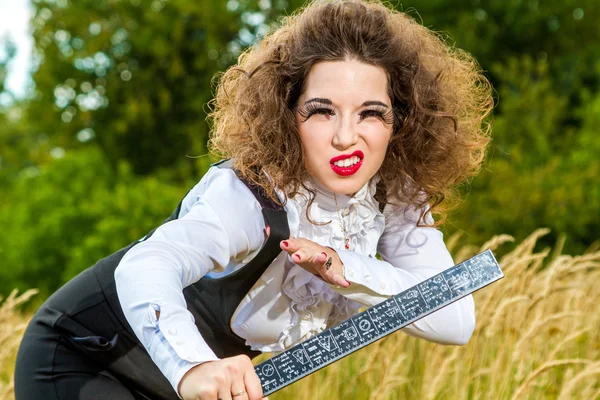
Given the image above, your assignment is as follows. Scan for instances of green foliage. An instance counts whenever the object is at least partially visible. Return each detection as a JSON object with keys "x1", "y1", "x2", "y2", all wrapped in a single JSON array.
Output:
[
  {"x1": 0, "y1": 147, "x2": 184, "y2": 298},
  {"x1": 0, "y1": 0, "x2": 598, "y2": 294},
  {"x1": 26, "y1": 0, "x2": 303, "y2": 178},
  {"x1": 401, "y1": 0, "x2": 600, "y2": 96},
  {"x1": 395, "y1": 0, "x2": 600, "y2": 253},
  {"x1": 447, "y1": 56, "x2": 596, "y2": 251}
]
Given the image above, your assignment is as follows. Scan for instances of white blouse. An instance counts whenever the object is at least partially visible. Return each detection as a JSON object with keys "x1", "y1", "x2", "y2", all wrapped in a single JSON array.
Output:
[{"x1": 114, "y1": 166, "x2": 476, "y2": 395}]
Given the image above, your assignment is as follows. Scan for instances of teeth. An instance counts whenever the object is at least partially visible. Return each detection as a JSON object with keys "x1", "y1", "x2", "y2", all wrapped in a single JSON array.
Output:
[{"x1": 333, "y1": 156, "x2": 360, "y2": 168}]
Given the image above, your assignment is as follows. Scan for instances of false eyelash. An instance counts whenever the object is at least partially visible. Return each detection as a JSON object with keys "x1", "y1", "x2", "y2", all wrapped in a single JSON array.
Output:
[
  {"x1": 296, "y1": 103, "x2": 395, "y2": 125},
  {"x1": 359, "y1": 107, "x2": 395, "y2": 125},
  {"x1": 296, "y1": 102, "x2": 335, "y2": 122}
]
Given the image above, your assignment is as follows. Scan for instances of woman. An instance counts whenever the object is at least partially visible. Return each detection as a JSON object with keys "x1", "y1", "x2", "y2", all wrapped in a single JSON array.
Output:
[{"x1": 15, "y1": 1, "x2": 493, "y2": 399}]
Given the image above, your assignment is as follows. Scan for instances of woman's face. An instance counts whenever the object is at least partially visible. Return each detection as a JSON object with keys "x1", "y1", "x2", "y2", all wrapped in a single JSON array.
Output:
[{"x1": 295, "y1": 59, "x2": 393, "y2": 196}]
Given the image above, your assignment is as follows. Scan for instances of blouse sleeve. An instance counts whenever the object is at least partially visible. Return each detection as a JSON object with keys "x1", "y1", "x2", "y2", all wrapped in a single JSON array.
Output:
[
  {"x1": 330, "y1": 203, "x2": 476, "y2": 346},
  {"x1": 114, "y1": 167, "x2": 266, "y2": 395}
]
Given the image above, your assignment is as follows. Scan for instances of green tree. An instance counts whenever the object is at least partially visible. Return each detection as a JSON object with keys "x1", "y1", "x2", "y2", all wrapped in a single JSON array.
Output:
[
  {"x1": 26, "y1": 0, "x2": 304, "y2": 178},
  {"x1": 0, "y1": 147, "x2": 184, "y2": 298},
  {"x1": 1, "y1": 0, "x2": 307, "y2": 296},
  {"x1": 2, "y1": 0, "x2": 598, "y2": 296},
  {"x1": 1, "y1": 36, "x2": 50, "y2": 190},
  {"x1": 395, "y1": 0, "x2": 600, "y2": 252}
]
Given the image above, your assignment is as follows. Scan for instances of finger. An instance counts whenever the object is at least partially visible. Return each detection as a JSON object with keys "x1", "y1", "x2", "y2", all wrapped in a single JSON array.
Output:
[
  {"x1": 328, "y1": 271, "x2": 351, "y2": 288},
  {"x1": 264, "y1": 225, "x2": 270, "y2": 237},
  {"x1": 217, "y1": 388, "x2": 233, "y2": 400},
  {"x1": 315, "y1": 253, "x2": 334, "y2": 277},
  {"x1": 291, "y1": 249, "x2": 310, "y2": 264},
  {"x1": 316, "y1": 252, "x2": 329, "y2": 264},
  {"x1": 280, "y1": 239, "x2": 292, "y2": 253},
  {"x1": 287, "y1": 237, "x2": 313, "y2": 252},
  {"x1": 230, "y1": 387, "x2": 249, "y2": 400},
  {"x1": 243, "y1": 369, "x2": 264, "y2": 400},
  {"x1": 280, "y1": 238, "x2": 301, "y2": 253},
  {"x1": 319, "y1": 256, "x2": 350, "y2": 287},
  {"x1": 307, "y1": 250, "x2": 328, "y2": 267},
  {"x1": 318, "y1": 252, "x2": 335, "y2": 273},
  {"x1": 214, "y1": 370, "x2": 234, "y2": 400}
]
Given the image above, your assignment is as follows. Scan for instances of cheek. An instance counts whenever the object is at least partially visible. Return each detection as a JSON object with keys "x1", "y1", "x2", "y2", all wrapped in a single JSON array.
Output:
[
  {"x1": 367, "y1": 128, "x2": 392, "y2": 160},
  {"x1": 297, "y1": 127, "x2": 318, "y2": 172},
  {"x1": 381, "y1": 135, "x2": 392, "y2": 159},
  {"x1": 298, "y1": 122, "x2": 330, "y2": 153}
]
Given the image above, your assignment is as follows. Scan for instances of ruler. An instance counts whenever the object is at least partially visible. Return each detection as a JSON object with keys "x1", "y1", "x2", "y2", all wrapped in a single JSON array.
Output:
[{"x1": 255, "y1": 249, "x2": 503, "y2": 396}]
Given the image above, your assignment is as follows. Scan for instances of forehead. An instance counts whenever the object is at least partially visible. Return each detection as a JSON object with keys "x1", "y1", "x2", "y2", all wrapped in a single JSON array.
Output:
[{"x1": 302, "y1": 60, "x2": 390, "y2": 105}]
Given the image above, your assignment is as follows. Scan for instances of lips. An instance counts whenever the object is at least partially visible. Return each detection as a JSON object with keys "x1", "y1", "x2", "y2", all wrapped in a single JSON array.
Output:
[{"x1": 330, "y1": 150, "x2": 364, "y2": 176}]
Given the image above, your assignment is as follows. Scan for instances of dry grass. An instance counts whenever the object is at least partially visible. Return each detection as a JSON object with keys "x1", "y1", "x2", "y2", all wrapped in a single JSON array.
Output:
[
  {"x1": 1, "y1": 230, "x2": 598, "y2": 399},
  {"x1": 265, "y1": 230, "x2": 600, "y2": 399},
  {"x1": 0, "y1": 289, "x2": 37, "y2": 400}
]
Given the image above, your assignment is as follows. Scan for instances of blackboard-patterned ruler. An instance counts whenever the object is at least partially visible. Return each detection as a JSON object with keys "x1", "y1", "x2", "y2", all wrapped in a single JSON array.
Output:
[{"x1": 255, "y1": 249, "x2": 504, "y2": 396}]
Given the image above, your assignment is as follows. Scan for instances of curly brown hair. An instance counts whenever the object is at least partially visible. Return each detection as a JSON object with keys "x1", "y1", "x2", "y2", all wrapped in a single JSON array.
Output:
[{"x1": 208, "y1": 0, "x2": 493, "y2": 226}]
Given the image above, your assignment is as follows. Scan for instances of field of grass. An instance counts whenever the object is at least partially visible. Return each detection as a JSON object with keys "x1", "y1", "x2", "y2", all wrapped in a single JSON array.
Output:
[
  {"x1": 1, "y1": 230, "x2": 598, "y2": 399},
  {"x1": 0, "y1": 288, "x2": 37, "y2": 400}
]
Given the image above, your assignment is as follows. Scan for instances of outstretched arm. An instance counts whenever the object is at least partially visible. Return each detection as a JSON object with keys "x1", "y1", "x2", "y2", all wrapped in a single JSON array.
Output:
[{"x1": 279, "y1": 204, "x2": 476, "y2": 346}]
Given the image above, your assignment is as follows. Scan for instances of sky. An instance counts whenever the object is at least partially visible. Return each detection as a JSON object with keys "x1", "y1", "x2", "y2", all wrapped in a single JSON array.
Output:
[{"x1": 0, "y1": 0, "x2": 33, "y2": 98}]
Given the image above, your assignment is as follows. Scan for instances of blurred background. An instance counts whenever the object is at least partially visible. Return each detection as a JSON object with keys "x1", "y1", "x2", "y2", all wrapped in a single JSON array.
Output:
[
  {"x1": 1, "y1": 1, "x2": 600, "y2": 399},
  {"x1": 0, "y1": 0, "x2": 598, "y2": 300}
]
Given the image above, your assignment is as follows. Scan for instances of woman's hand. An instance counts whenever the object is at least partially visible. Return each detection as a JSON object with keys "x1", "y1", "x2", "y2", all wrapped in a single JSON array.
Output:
[
  {"x1": 280, "y1": 238, "x2": 350, "y2": 288},
  {"x1": 178, "y1": 355, "x2": 267, "y2": 400}
]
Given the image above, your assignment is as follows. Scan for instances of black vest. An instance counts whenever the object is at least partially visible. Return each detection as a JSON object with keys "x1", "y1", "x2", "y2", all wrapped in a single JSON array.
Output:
[{"x1": 94, "y1": 160, "x2": 290, "y2": 359}]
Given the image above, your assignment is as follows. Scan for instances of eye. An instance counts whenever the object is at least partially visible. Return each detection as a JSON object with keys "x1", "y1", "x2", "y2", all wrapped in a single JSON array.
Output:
[
  {"x1": 297, "y1": 104, "x2": 336, "y2": 122},
  {"x1": 309, "y1": 108, "x2": 335, "y2": 117},
  {"x1": 360, "y1": 109, "x2": 384, "y2": 120},
  {"x1": 359, "y1": 107, "x2": 394, "y2": 125}
]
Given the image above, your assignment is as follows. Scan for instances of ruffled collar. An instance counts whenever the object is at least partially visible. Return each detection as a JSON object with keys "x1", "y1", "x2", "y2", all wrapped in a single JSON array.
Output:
[{"x1": 300, "y1": 175, "x2": 379, "y2": 212}]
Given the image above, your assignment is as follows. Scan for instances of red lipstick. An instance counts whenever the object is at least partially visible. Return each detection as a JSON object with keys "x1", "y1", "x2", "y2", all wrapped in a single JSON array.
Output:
[{"x1": 330, "y1": 150, "x2": 364, "y2": 176}]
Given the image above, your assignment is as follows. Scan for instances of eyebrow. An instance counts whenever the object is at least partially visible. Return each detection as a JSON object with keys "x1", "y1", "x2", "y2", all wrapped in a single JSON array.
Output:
[
  {"x1": 304, "y1": 98, "x2": 332, "y2": 105},
  {"x1": 303, "y1": 98, "x2": 389, "y2": 108},
  {"x1": 362, "y1": 100, "x2": 389, "y2": 108}
]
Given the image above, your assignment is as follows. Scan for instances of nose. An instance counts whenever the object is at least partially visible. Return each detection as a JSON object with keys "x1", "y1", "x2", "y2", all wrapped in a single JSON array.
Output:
[{"x1": 332, "y1": 115, "x2": 359, "y2": 150}]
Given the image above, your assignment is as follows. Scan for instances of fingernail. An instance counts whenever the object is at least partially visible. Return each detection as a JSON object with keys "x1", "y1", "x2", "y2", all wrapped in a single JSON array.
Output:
[
  {"x1": 321, "y1": 252, "x2": 327, "y2": 257},
  {"x1": 281, "y1": 240, "x2": 289, "y2": 248},
  {"x1": 294, "y1": 254, "x2": 301, "y2": 261}
]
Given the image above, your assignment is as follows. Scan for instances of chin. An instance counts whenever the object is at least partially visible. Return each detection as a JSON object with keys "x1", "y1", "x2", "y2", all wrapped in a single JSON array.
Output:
[{"x1": 328, "y1": 179, "x2": 367, "y2": 196}]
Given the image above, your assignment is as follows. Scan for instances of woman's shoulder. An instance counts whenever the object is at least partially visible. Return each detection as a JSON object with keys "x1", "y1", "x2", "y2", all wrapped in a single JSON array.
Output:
[
  {"x1": 178, "y1": 164, "x2": 262, "y2": 220},
  {"x1": 381, "y1": 198, "x2": 434, "y2": 229},
  {"x1": 174, "y1": 164, "x2": 267, "y2": 257}
]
